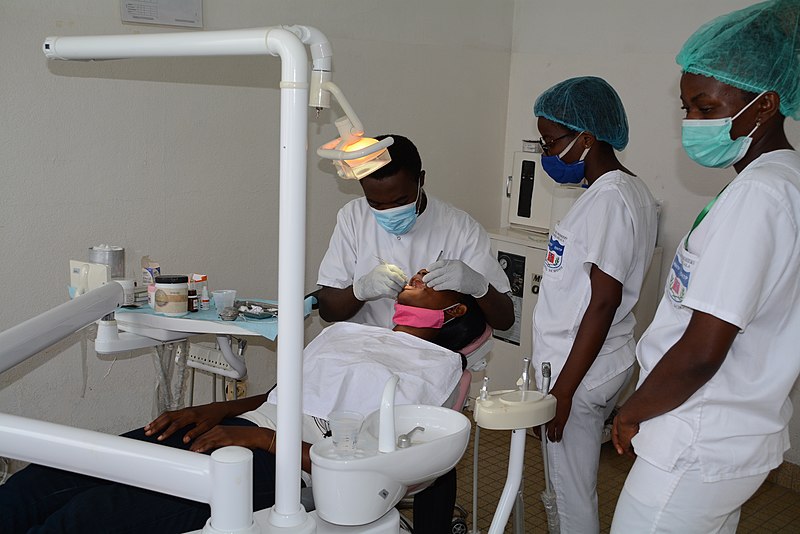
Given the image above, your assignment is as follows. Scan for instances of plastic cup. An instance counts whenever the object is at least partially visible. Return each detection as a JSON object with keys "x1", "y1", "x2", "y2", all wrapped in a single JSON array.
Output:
[
  {"x1": 328, "y1": 410, "x2": 364, "y2": 453},
  {"x1": 212, "y1": 290, "x2": 237, "y2": 311}
]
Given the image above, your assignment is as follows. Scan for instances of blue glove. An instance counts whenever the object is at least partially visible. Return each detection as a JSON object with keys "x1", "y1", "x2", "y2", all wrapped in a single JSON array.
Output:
[
  {"x1": 422, "y1": 259, "x2": 489, "y2": 298},
  {"x1": 353, "y1": 263, "x2": 407, "y2": 301}
]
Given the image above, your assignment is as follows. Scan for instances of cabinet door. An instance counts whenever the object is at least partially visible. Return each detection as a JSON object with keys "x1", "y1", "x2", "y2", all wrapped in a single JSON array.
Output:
[{"x1": 479, "y1": 239, "x2": 546, "y2": 391}]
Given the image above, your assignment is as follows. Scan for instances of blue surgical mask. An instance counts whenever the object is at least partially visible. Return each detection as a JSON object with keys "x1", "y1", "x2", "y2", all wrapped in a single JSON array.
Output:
[
  {"x1": 681, "y1": 91, "x2": 765, "y2": 168},
  {"x1": 540, "y1": 132, "x2": 590, "y2": 184},
  {"x1": 370, "y1": 181, "x2": 421, "y2": 235}
]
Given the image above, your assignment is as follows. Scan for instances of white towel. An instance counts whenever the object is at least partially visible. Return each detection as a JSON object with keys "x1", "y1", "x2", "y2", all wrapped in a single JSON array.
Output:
[{"x1": 267, "y1": 322, "x2": 462, "y2": 420}]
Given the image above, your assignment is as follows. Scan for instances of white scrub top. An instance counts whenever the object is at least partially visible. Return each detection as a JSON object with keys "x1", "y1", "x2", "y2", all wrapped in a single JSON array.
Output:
[
  {"x1": 533, "y1": 170, "x2": 658, "y2": 388},
  {"x1": 633, "y1": 150, "x2": 800, "y2": 482},
  {"x1": 317, "y1": 195, "x2": 511, "y2": 328},
  {"x1": 239, "y1": 322, "x2": 462, "y2": 442}
]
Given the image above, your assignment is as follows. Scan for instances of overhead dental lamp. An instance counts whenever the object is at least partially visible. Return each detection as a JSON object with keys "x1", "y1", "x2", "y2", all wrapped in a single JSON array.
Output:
[{"x1": 315, "y1": 81, "x2": 394, "y2": 180}]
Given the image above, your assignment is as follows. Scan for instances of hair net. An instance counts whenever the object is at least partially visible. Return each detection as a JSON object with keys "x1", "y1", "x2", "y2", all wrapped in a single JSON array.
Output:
[
  {"x1": 676, "y1": 0, "x2": 800, "y2": 120},
  {"x1": 533, "y1": 76, "x2": 629, "y2": 151}
]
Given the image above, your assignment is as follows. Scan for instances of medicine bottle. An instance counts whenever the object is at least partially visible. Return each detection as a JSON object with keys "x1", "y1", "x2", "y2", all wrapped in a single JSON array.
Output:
[
  {"x1": 188, "y1": 288, "x2": 199, "y2": 312},
  {"x1": 200, "y1": 286, "x2": 211, "y2": 311}
]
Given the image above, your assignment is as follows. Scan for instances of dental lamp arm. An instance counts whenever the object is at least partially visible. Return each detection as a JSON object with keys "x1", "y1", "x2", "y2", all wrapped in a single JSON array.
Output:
[
  {"x1": 322, "y1": 81, "x2": 364, "y2": 134},
  {"x1": 314, "y1": 81, "x2": 394, "y2": 163},
  {"x1": 43, "y1": 27, "x2": 287, "y2": 60},
  {"x1": 0, "y1": 282, "x2": 124, "y2": 374},
  {"x1": 282, "y1": 25, "x2": 333, "y2": 110}
]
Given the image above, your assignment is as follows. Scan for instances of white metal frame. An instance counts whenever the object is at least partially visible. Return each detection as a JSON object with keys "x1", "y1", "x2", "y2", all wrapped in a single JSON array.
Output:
[{"x1": 0, "y1": 25, "x2": 377, "y2": 533}]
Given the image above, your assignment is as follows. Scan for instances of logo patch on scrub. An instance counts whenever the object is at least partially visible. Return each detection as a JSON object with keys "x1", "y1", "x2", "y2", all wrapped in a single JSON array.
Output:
[
  {"x1": 667, "y1": 252, "x2": 691, "y2": 303},
  {"x1": 545, "y1": 236, "x2": 565, "y2": 271}
]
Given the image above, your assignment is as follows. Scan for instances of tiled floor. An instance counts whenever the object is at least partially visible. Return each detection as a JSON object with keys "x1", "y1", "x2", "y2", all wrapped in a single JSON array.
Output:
[{"x1": 441, "y1": 414, "x2": 800, "y2": 533}]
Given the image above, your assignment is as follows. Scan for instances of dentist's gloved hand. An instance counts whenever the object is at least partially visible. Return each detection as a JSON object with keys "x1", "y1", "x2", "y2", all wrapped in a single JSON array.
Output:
[
  {"x1": 353, "y1": 263, "x2": 407, "y2": 301},
  {"x1": 422, "y1": 259, "x2": 489, "y2": 298}
]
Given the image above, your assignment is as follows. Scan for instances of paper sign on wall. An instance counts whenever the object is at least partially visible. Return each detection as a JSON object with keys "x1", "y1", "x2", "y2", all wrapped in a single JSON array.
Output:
[{"x1": 120, "y1": 0, "x2": 203, "y2": 29}]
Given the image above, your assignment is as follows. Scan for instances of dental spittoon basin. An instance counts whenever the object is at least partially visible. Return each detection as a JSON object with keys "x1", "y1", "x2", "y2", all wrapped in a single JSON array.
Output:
[{"x1": 310, "y1": 377, "x2": 471, "y2": 526}]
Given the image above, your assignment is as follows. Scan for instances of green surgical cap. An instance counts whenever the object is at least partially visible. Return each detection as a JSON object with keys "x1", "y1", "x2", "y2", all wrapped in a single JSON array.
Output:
[
  {"x1": 533, "y1": 76, "x2": 629, "y2": 151},
  {"x1": 677, "y1": 0, "x2": 800, "y2": 120}
]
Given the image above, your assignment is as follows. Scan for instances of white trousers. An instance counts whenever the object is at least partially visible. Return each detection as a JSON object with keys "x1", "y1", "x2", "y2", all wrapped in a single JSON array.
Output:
[
  {"x1": 546, "y1": 365, "x2": 633, "y2": 534},
  {"x1": 611, "y1": 456, "x2": 768, "y2": 534}
]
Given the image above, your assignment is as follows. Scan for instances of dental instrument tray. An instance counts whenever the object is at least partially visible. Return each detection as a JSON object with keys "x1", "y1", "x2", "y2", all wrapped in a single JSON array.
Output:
[{"x1": 234, "y1": 300, "x2": 278, "y2": 319}]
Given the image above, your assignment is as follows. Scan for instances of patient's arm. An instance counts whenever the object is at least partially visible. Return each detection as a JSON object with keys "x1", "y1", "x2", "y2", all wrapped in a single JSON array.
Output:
[
  {"x1": 145, "y1": 393, "x2": 268, "y2": 443},
  {"x1": 190, "y1": 426, "x2": 314, "y2": 472},
  {"x1": 190, "y1": 425, "x2": 274, "y2": 453}
]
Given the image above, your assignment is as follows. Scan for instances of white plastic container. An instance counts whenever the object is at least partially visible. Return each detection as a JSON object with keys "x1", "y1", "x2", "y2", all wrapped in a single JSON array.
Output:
[{"x1": 154, "y1": 275, "x2": 189, "y2": 317}]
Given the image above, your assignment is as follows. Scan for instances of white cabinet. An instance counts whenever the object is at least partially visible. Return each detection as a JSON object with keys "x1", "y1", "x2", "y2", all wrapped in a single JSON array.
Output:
[{"x1": 477, "y1": 227, "x2": 662, "y2": 397}]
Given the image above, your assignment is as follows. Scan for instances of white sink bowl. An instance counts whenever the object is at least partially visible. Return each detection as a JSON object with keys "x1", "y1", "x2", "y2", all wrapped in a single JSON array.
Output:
[{"x1": 309, "y1": 404, "x2": 471, "y2": 526}]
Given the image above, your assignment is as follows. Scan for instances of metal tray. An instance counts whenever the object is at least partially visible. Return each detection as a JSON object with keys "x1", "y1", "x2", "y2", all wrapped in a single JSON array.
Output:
[{"x1": 234, "y1": 300, "x2": 278, "y2": 319}]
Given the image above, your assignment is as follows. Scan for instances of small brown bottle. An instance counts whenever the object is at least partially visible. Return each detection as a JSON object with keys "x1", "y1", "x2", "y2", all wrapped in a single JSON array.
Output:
[{"x1": 188, "y1": 288, "x2": 199, "y2": 312}]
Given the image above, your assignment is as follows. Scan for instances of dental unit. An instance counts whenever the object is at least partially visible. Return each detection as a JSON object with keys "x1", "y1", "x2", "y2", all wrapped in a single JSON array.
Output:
[
  {"x1": 0, "y1": 22, "x2": 485, "y2": 534},
  {"x1": 2, "y1": 24, "x2": 396, "y2": 534},
  {"x1": 0, "y1": 23, "x2": 558, "y2": 534}
]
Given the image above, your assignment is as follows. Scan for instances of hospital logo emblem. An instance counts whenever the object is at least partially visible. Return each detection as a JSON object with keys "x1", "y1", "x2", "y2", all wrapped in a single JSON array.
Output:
[
  {"x1": 667, "y1": 253, "x2": 690, "y2": 303},
  {"x1": 545, "y1": 236, "x2": 565, "y2": 271}
]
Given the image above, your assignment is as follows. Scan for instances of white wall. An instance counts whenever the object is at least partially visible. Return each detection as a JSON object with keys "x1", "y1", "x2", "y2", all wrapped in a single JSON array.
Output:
[
  {"x1": 0, "y1": 0, "x2": 513, "y2": 469},
  {"x1": 3, "y1": 0, "x2": 799, "y2": 474},
  {"x1": 503, "y1": 0, "x2": 800, "y2": 464}
]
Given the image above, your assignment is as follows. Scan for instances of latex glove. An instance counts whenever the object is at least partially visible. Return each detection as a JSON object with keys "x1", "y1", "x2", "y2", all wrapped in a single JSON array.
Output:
[
  {"x1": 422, "y1": 259, "x2": 489, "y2": 298},
  {"x1": 353, "y1": 263, "x2": 407, "y2": 301}
]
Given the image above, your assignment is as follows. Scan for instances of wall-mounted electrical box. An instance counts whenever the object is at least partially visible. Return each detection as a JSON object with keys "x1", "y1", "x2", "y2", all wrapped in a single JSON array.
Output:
[{"x1": 506, "y1": 150, "x2": 554, "y2": 233}]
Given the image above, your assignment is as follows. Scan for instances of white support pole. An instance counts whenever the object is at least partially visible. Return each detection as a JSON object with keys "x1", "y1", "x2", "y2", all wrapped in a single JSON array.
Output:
[
  {"x1": 266, "y1": 28, "x2": 311, "y2": 530},
  {"x1": 488, "y1": 429, "x2": 527, "y2": 534},
  {"x1": 28, "y1": 25, "x2": 326, "y2": 532},
  {"x1": 207, "y1": 446, "x2": 258, "y2": 534}
]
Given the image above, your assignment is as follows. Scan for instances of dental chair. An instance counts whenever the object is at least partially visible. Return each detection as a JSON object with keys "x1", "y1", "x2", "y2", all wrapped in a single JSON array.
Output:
[
  {"x1": 397, "y1": 324, "x2": 494, "y2": 533},
  {"x1": 298, "y1": 323, "x2": 494, "y2": 533}
]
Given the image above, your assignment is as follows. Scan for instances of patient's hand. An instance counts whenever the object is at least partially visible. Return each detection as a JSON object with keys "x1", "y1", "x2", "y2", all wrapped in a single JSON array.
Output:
[
  {"x1": 145, "y1": 402, "x2": 230, "y2": 444},
  {"x1": 190, "y1": 426, "x2": 273, "y2": 454}
]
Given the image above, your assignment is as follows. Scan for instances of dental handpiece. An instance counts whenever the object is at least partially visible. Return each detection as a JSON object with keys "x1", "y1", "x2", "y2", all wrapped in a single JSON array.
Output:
[
  {"x1": 541, "y1": 362, "x2": 552, "y2": 395},
  {"x1": 520, "y1": 357, "x2": 531, "y2": 391}
]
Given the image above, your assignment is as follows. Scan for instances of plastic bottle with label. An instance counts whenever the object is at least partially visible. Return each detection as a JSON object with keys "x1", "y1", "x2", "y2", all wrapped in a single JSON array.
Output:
[{"x1": 200, "y1": 286, "x2": 211, "y2": 311}]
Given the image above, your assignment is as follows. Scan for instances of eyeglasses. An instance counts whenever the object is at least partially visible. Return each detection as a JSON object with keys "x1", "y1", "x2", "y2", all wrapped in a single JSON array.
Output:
[{"x1": 538, "y1": 133, "x2": 573, "y2": 156}]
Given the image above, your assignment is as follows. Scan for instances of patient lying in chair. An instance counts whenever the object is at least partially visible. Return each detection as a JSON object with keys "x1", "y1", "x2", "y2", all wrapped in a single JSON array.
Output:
[{"x1": 0, "y1": 271, "x2": 486, "y2": 534}]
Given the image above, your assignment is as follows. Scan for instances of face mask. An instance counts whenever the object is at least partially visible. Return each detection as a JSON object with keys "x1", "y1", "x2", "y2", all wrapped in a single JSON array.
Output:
[
  {"x1": 681, "y1": 91, "x2": 765, "y2": 168},
  {"x1": 540, "y1": 132, "x2": 591, "y2": 184},
  {"x1": 393, "y1": 302, "x2": 460, "y2": 329},
  {"x1": 370, "y1": 180, "x2": 421, "y2": 235}
]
